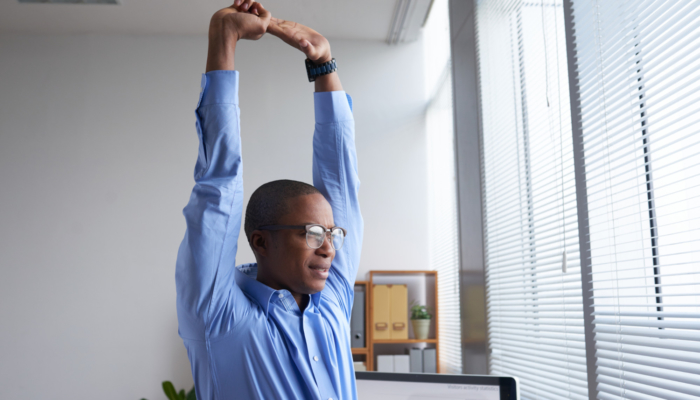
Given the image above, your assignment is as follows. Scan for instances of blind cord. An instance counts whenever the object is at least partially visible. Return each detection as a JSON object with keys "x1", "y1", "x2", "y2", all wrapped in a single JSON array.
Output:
[{"x1": 542, "y1": 0, "x2": 551, "y2": 108}]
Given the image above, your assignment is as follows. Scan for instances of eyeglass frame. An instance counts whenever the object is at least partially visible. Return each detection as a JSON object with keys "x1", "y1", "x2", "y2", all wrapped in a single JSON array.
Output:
[{"x1": 257, "y1": 224, "x2": 347, "y2": 250}]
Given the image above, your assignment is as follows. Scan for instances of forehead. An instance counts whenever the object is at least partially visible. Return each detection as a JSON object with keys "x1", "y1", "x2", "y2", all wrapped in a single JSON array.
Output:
[{"x1": 279, "y1": 193, "x2": 334, "y2": 226}]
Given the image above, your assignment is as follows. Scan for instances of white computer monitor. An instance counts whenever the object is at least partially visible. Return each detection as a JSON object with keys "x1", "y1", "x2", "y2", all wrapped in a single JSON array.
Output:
[{"x1": 356, "y1": 372, "x2": 519, "y2": 400}]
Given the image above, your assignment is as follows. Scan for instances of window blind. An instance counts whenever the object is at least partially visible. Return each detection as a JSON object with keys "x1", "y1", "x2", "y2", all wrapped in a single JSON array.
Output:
[
  {"x1": 475, "y1": 1, "x2": 589, "y2": 399},
  {"x1": 427, "y1": 67, "x2": 461, "y2": 374},
  {"x1": 569, "y1": 1, "x2": 700, "y2": 399},
  {"x1": 425, "y1": 0, "x2": 462, "y2": 375}
]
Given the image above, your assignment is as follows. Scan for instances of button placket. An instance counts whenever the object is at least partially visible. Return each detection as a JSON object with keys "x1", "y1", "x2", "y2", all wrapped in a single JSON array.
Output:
[
  {"x1": 303, "y1": 316, "x2": 336, "y2": 400},
  {"x1": 303, "y1": 316, "x2": 320, "y2": 373}
]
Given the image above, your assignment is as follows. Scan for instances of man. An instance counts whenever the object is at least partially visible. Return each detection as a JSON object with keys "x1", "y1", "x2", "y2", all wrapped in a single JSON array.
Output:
[{"x1": 175, "y1": 1, "x2": 363, "y2": 399}]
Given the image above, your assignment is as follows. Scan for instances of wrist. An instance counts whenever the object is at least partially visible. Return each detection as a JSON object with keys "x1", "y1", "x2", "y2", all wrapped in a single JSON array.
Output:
[
  {"x1": 313, "y1": 52, "x2": 333, "y2": 65},
  {"x1": 209, "y1": 14, "x2": 241, "y2": 44},
  {"x1": 314, "y1": 72, "x2": 342, "y2": 92},
  {"x1": 206, "y1": 33, "x2": 237, "y2": 72}
]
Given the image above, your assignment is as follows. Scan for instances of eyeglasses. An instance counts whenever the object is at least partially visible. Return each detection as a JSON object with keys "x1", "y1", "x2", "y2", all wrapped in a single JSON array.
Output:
[{"x1": 258, "y1": 224, "x2": 347, "y2": 250}]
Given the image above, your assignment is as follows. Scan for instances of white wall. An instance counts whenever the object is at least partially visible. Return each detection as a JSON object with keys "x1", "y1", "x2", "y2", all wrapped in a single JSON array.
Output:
[{"x1": 0, "y1": 33, "x2": 427, "y2": 399}]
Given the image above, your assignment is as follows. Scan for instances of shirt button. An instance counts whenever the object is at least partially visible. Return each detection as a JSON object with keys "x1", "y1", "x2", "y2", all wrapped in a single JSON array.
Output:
[
  {"x1": 278, "y1": 293, "x2": 284, "y2": 298},
  {"x1": 313, "y1": 356, "x2": 319, "y2": 362}
]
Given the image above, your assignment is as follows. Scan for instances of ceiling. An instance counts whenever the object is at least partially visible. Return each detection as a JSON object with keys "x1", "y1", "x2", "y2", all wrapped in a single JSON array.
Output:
[{"x1": 0, "y1": 0, "x2": 399, "y2": 40}]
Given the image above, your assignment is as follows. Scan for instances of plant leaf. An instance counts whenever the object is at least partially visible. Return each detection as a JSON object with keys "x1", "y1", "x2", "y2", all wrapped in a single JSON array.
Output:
[
  {"x1": 186, "y1": 386, "x2": 197, "y2": 400},
  {"x1": 162, "y1": 381, "x2": 178, "y2": 400},
  {"x1": 178, "y1": 389, "x2": 186, "y2": 400}
]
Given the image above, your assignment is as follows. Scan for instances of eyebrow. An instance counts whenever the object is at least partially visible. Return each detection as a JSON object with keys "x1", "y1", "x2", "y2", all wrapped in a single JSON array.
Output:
[{"x1": 301, "y1": 223, "x2": 337, "y2": 228}]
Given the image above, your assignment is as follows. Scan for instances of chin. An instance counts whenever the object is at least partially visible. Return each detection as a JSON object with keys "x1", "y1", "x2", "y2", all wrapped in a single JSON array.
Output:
[
  {"x1": 304, "y1": 264, "x2": 330, "y2": 293},
  {"x1": 305, "y1": 280, "x2": 326, "y2": 294}
]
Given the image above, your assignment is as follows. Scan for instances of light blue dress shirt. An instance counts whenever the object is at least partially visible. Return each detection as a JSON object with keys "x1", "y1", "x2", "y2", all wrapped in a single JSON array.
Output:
[{"x1": 176, "y1": 70, "x2": 363, "y2": 400}]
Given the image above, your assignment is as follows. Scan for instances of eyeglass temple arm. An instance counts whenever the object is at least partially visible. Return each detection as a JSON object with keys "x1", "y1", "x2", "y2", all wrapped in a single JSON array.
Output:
[{"x1": 257, "y1": 225, "x2": 306, "y2": 230}]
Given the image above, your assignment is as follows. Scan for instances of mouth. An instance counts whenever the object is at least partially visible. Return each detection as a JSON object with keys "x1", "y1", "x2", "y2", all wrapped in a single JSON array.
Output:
[{"x1": 308, "y1": 265, "x2": 330, "y2": 278}]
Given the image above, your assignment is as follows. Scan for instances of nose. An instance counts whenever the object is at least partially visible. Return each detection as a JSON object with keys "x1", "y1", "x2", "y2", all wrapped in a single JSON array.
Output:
[{"x1": 314, "y1": 232, "x2": 335, "y2": 258}]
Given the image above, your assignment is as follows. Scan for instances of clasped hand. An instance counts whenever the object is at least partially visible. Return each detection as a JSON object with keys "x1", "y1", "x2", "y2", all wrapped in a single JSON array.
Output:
[{"x1": 209, "y1": 0, "x2": 332, "y2": 65}]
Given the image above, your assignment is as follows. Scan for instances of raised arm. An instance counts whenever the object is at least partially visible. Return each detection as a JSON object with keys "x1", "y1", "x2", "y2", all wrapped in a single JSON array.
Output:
[
  {"x1": 268, "y1": 19, "x2": 364, "y2": 317},
  {"x1": 311, "y1": 88, "x2": 363, "y2": 318},
  {"x1": 176, "y1": 2, "x2": 271, "y2": 339}
]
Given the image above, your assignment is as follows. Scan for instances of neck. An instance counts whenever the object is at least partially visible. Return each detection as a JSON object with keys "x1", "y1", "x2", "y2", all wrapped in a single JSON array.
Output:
[
  {"x1": 256, "y1": 267, "x2": 310, "y2": 311},
  {"x1": 294, "y1": 293, "x2": 310, "y2": 311}
]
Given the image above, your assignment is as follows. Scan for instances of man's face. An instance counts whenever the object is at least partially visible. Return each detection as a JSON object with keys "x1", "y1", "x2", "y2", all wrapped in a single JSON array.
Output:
[{"x1": 263, "y1": 193, "x2": 336, "y2": 294}]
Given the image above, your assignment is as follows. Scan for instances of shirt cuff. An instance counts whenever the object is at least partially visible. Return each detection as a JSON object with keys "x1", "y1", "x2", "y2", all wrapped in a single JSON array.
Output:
[
  {"x1": 314, "y1": 91, "x2": 354, "y2": 124},
  {"x1": 199, "y1": 70, "x2": 239, "y2": 107}
]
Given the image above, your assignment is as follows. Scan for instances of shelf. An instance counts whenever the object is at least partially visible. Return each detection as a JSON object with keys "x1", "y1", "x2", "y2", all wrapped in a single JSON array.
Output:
[
  {"x1": 368, "y1": 270, "x2": 440, "y2": 372},
  {"x1": 372, "y1": 339, "x2": 437, "y2": 344},
  {"x1": 368, "y1": 270, "x2": 437, "y2": 275},
  {"x1": 351, "y1": 347, "x2": 369, "y2": 354}
]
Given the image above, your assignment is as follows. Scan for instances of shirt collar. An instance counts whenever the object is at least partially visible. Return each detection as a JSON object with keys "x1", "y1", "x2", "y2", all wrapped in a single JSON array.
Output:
[{"x1": 235, "y1": 263, "x2": 322, "y2": 316}]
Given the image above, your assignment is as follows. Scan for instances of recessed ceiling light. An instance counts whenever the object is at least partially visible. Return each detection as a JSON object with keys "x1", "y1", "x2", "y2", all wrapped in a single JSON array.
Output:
[{"x1": 18, "y1": 0, "x2": 119, "y2": 4}]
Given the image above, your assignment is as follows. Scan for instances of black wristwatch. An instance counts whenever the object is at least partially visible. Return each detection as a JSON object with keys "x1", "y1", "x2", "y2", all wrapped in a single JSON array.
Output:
[{"x1": 305, "y1": 58, "x2": 337, "y2": 82}]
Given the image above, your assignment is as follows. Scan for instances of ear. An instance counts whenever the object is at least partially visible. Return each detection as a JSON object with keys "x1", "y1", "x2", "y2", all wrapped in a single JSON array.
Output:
[{"x1": 250, "y1": 230, "x2": 270, "y2": 258}]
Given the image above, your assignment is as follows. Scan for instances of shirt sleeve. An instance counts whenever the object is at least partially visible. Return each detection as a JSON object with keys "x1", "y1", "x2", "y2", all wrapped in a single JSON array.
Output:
[
  {"x1": 313, "y1": 91, "x2": 364, "y2": 321},
  {"x1": 176, "y1": 71, "x2": 247, "y2": 340}
]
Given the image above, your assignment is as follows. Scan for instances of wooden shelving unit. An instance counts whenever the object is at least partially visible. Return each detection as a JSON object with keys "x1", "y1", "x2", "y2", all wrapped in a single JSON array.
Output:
[
  {"x1": 372, "y1": 339, "x2": 438, "y2": 344},
  {"x1": 368, "y1": 270, "x2": 439, "y2": 373}
]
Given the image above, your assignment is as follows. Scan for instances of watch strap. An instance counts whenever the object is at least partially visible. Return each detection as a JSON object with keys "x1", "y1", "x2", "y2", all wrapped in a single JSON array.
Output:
[{"x1": 305, "y1": 58, "x2": 337, "y2": 82}]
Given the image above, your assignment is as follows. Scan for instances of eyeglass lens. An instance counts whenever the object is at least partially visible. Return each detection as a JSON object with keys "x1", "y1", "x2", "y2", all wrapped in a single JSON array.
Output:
[{"x1": 306, "y1": 225, "x2": 345, "y2": 250}]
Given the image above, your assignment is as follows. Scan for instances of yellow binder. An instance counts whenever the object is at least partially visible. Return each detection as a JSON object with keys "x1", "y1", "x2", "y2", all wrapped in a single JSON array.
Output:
[
  {"x1": 372, "y1": 284, "x2": 409, "y2": 340},
  {"x1": 389, "y1": 284, "x2": 408, "y2": 339},
  {"x1": 372, "y1": 285, "x2": 391, "y2": 340}
]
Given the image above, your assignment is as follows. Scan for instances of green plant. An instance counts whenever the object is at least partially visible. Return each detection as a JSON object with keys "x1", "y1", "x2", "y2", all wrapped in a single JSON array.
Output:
[
  {"x1": 410, "y1": 301, "x2": 432, "y2": 320},
  {"x1": 140, "y1": 381, "x2": 196, "y2": 400}
]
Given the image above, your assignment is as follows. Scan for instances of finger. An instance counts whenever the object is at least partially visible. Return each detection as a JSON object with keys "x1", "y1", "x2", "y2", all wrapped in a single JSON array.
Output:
[
  {"x1": 241, "y1": 0, "x2": 254, "y2": 11},
  {"x1": 251, "y1": 2, "x2": 269, "y2": 19},
  {"x1": 231, "y1": 0, "x2": 246, "y2": 12}
]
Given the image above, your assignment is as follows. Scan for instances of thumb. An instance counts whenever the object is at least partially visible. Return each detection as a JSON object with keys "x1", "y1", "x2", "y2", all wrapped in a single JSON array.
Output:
[{"x1": 299, "y1": 39, "x2": 313, "y2": 54}]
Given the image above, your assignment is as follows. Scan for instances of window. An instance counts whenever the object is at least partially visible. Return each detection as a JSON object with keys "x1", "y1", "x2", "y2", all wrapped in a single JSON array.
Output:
[
  {"x1": 571, "y1": 1, "x2": 700, "y2": 398},
  {"x1": 474, "y1": 0, "x2": 700, "y2": 399},
  {"x1": 424, "y1": 0, "x2": 462, "y2": 375},
  {"x1": 475, "y1": 1, "x2": 588, "y2": 398}
]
